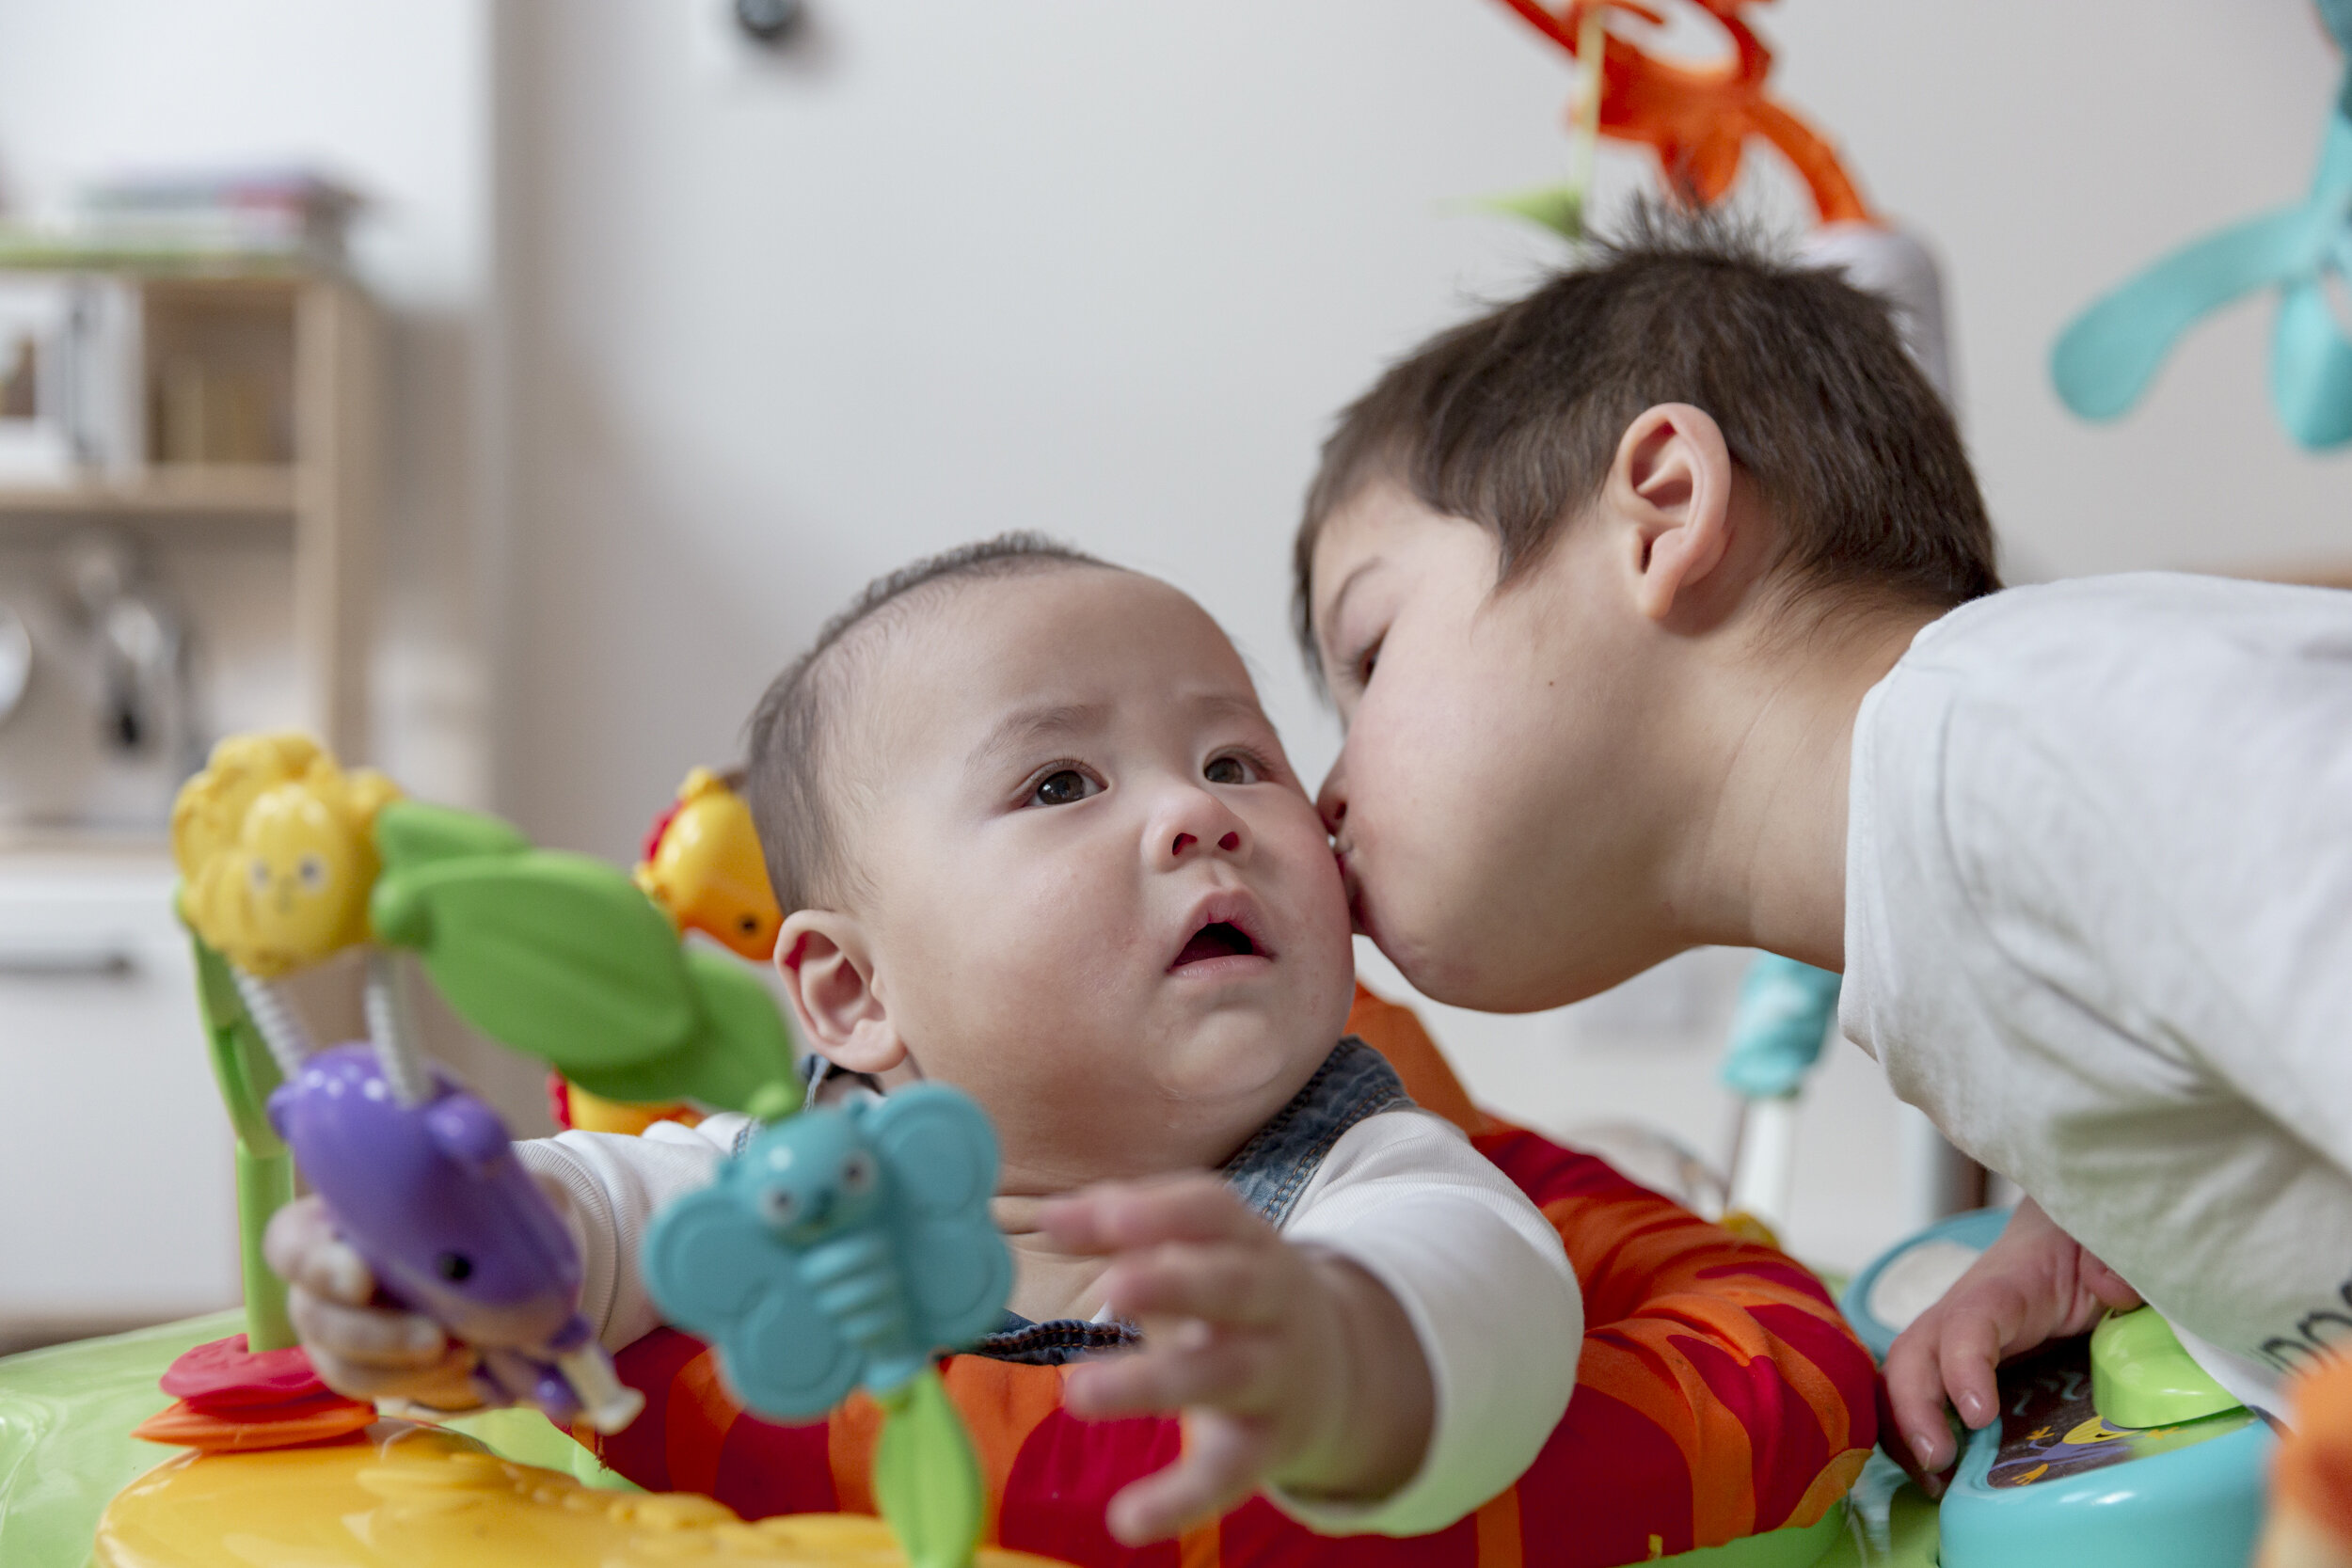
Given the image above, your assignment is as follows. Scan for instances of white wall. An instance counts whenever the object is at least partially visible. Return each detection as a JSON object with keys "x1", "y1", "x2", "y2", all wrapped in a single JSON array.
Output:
[
  {"x1": 0, "y1": 0, "x2": 494, "y2": 805},
  {"x1": 2, "y1": 3, "x2": 2335, "y2": 1284},
  {"x1": 494, "y1": 1, "x2": 2345, "y2": 1270}
]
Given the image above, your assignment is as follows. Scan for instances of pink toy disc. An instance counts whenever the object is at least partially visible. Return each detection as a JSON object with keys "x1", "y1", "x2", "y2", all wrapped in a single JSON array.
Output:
[{"x1": 160, "y1": 1334, "x2": 333, "y2": 1413}]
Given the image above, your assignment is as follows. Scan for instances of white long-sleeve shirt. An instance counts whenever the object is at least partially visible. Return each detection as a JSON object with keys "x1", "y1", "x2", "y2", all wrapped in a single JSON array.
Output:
[
  {"x1": 1841, "y1": 572, "x2": 2352, "y2": 1414},
  {"x1": 519, "y1": 1101, "x2": 1581, "y2": 1537}
]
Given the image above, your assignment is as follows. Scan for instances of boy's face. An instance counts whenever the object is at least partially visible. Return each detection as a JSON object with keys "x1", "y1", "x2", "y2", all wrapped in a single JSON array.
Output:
[
  {"x1": 1308, "y1": 482, "x2": 1679, "y2": 1012},
  {"x1": 816, "y1": 568, "x2": 1355, "y2": 1185}
]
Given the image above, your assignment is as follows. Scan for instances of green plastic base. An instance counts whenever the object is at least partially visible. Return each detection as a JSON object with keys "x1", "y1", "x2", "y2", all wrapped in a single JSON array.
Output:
[
  {"x1": 1661, "y1": 1500, "x2": 1851, "y2": 1565},
  {"x1": 0, "y1": 1309, "x2": 242, "y2": 1568}
]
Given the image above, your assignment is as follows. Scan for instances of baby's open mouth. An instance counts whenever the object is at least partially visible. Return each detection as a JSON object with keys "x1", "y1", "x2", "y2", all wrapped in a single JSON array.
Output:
[{"x1": 1171, "y1": 921, "x2": 1261, "y2": 969}]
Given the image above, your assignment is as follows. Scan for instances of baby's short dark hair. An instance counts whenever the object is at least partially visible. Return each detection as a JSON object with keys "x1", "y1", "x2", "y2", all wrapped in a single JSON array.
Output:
[
  {"x1": 746, "y1": 532, "x2": 1114, "y2": 916},
  {"x1": 1294, "y1": 203, "x2": 1999, "y2": 664}
]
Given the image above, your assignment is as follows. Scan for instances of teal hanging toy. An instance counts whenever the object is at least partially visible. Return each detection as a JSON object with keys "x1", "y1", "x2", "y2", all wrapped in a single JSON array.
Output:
[
  {"x1": 644, "y1": 1085, "x2": 1013, "y2": 1568},
  {"x1": 2053, "y1": 0, "x2": 2352, "y2": 450}
]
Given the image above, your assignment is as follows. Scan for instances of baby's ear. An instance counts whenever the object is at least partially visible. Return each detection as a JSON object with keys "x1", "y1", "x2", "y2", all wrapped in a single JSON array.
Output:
[{"x1": 774, "y1": 911, "x2": 906, "y2": 1076}]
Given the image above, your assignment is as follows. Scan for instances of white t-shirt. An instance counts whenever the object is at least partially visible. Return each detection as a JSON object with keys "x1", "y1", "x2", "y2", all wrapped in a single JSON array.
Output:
[
  {"x1": 1840, "y1": 572, "x2": 2352, "y2": 1412},
  {"x1": 519, "y1": 1102, "x2": 1581, "y2": 1537}
]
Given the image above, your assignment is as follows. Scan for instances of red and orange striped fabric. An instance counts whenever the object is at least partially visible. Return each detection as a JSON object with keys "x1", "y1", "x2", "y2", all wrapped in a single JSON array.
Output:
[{"x1": 582, "y1": 988, "x2": 1875, "y2": 1567}]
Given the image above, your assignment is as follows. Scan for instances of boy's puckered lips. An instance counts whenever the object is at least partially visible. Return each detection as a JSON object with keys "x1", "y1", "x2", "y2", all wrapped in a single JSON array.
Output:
[{"x1": 1168, "y1": 890, "x2": 1274, "y2": 974}]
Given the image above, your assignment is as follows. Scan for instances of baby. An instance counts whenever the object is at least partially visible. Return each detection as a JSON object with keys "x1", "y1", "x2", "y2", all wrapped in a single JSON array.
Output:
[{"x1": 269, "y1": 537, "x2": 1581, "y2": 1544}]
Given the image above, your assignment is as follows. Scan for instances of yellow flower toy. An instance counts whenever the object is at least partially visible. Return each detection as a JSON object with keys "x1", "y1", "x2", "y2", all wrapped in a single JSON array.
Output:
[{"x1": 171, "y1": 733, "x2": 402, "y2": 979}]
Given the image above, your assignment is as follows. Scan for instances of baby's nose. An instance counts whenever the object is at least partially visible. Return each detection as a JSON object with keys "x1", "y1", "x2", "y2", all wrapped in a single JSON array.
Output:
[{"x1": 1154, "y1": 786, "x2": 1248, "y2": 867}]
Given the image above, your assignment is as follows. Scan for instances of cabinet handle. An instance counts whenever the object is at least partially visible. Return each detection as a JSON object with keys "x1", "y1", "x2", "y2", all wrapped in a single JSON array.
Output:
[{"x1": 0, "y1": 944, "x2": 138, "y2": 977}]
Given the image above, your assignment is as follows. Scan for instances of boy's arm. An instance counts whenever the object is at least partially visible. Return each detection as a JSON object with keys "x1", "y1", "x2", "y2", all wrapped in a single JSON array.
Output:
[{"x1": 1045, "y1": 1111, "x2": 1581, "y2": 1543}]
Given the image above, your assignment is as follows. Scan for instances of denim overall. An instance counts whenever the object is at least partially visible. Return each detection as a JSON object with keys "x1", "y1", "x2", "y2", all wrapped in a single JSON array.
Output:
[{"x1": 976, "y1": 1037, "x2": 1413, "y2": 1367}]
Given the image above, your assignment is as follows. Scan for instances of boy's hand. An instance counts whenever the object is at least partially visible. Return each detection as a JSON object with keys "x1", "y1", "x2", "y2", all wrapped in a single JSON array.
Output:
[
  {"x1": 1882, "y1": 1196, "x2": 2141, "y2": 1493},
  {"x1": 1042, "y1": 1175, "x2": 1434, "y2": 1546},
  {"x1": 262, "y1": 1194, "x2": 488, "y2": 1413}
]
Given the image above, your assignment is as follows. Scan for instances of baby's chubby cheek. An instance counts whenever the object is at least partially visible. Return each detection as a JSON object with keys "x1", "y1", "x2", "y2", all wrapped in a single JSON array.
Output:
[{"x1": 934, "y1": 871, "x2": 1149, "y2": 1060}]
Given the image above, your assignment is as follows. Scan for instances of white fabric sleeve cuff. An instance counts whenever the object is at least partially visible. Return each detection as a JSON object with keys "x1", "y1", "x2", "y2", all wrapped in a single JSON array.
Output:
[
  {"x1": 516, "y1": 1114, "x2": 748, "y2": 1353},
  {"x1": 1264, "y1": 1112, "x2": 1581, "y2": 1537}
]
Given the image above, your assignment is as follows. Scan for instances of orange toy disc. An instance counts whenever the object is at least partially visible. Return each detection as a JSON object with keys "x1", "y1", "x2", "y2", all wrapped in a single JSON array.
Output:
[{"x1": 133, "y1": 1395, "x2": 378, "y2": 1452}]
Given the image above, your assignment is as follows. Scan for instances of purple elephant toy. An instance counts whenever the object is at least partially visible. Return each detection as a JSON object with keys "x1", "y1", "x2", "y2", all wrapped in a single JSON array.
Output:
[{"x1": 266, "y1": 1041, "x2": 644, "y2": 1433}]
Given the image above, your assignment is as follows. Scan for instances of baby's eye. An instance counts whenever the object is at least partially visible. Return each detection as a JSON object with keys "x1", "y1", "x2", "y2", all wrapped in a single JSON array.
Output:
[
  {"x1": 1351, "y1": 634, "x2": 1385, "y2": 690},
  {"x1": 1203, "y1": 754, "x2": 1259, "y2": 786},
  {"x1": 1028, "y1": 768, "x2": 1101, "y2": 808}
]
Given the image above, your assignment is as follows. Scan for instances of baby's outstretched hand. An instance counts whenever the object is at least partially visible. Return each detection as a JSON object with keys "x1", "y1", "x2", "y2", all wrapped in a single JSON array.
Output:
[
  {"x1": 1042, "y1": 1175, "x2": 1433, "y2": 1545},
  {"x1": 262, "y1": 1194, "x2": 487, "y2": 1413},
  {"x1": 1881, "y1": 1196, "x2": 2142, "y2": 1492}
]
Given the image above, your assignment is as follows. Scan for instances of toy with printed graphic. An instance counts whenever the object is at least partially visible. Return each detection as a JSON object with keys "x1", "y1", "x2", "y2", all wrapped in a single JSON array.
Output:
[
  {"x1": 1841, "y1": 1208, "x2": 2276, "y2": 1568},
  {"x1": 645, "y1": 1086, "x2": 1013, "y2": 1568},
  {"x1": 2053, "y1": 1, "x2": 2352, "y2": 451},
  {"x1": 1485, "y1": 0, "x2": 1873, "y2": 240},
  {"x1": 167, "y1": 731, "x2": 802, "y2": 1441}
]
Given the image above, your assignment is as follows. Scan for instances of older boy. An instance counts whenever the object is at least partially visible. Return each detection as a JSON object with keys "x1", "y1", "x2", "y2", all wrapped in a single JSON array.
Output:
[
  {"x1": 271, "y1": 538, "x2": 1581, "y2": 1544},
  {"x1": 1295, "y1": 207, "x2": 2352, "y2": 1481}
]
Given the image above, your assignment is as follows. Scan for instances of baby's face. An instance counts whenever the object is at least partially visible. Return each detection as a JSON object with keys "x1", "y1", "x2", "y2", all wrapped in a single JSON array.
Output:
[{"x1": 834, "y1": 568, "x2": 1355, "y2": 1184}]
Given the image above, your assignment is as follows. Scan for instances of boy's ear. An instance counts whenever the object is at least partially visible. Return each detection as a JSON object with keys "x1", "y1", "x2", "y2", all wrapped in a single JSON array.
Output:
[
  {"x1": 1609, "y1": 403, "x2": 1737, "y2": 623},
  {"x1": 773, "y1": 910, "x2": 907, "y2": 1076}
]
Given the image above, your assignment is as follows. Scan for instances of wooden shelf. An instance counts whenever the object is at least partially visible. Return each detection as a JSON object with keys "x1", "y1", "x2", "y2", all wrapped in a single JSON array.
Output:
[
  {"x1": 0, "y1": 466, "x2": 296, "y2": 518},
  {"x1": 0, "y1": 269, "x2": 374, "y2": 756},
  {"x1": 0, "y1": 824, "x2": 171, "y2": 860}
]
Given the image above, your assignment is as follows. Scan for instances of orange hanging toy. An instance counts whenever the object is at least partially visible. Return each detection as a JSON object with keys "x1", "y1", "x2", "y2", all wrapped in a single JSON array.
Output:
[{"x1": 1491, "y1": 0, "x2": 1875, "y2": 226}]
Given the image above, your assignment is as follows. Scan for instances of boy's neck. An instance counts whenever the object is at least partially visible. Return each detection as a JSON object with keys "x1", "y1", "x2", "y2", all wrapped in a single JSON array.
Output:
[{"x1": 1667, "y1": 596, "x2": 1942, "y2": 971}]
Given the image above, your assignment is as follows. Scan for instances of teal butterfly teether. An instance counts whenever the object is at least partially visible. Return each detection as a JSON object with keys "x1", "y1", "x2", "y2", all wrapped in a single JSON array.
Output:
[{"x1": 643, "y1": 1085, "x2": 1012, "y2": 1568}]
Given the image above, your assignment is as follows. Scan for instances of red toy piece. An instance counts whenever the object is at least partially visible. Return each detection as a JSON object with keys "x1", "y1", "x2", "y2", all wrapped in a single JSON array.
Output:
[
  {"x1": 160, "y1": 1334, "x2": 334, "y2": 1412},
  {"x1": 134, "y1": 1334, "x2": 377, "y2": 1453}
]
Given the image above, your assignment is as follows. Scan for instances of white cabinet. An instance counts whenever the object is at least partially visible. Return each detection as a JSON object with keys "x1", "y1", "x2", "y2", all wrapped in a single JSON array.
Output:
[{"x1": 0, "y1": 852, "x2": 236, "y2": 1323}]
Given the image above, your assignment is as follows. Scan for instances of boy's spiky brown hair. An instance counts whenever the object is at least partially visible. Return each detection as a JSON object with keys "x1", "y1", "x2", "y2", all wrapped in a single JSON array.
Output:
[{"x1": 1295, "y1": 203, "x2": 1998, "y2": 667}]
